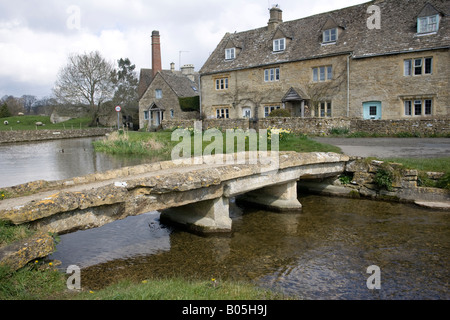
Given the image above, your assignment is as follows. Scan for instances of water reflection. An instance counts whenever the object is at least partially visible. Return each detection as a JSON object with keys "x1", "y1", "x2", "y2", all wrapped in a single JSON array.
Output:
[
  {"x1": 0, "y1": 138, "x2": 150, "y2": 188},
  {"x1": 50, "y1": 195, "x2": 449, "y2": 300}
]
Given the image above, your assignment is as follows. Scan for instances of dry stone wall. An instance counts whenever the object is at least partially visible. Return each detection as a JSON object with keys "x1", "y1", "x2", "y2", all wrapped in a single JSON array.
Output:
[{"x1": 0, "y1": 128, "x2": 114, "y2": 144}]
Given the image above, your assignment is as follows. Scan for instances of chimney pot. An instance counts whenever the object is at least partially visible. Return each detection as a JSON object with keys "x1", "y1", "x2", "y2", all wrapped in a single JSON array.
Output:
[{"x1": 268, "y1": 6, "x2": 283, "y2": 31}]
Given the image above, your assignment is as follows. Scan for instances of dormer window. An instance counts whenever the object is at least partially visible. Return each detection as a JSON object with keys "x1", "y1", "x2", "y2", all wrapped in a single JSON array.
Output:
[
  {"x1": 418, "y1": 14, "x2": 439, "y2": 33},
  {"x1": 225, "y1": 48, "x2": 235, "y2": 60},
  {"x1": 323, "y1": 28, "x2": 337, "y2": 43},
  {"x1": 273, "y1": 38, "x2": 285, "y2": 52}
]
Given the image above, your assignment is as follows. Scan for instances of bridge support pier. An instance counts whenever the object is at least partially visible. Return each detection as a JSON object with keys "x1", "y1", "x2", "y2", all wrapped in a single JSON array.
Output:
[
  {"x1": 237, "y1": 181, "x2": 302, "y2": 212},
  {"x1": 160, "y1": 197, "x2": 232, "y2": 234}
]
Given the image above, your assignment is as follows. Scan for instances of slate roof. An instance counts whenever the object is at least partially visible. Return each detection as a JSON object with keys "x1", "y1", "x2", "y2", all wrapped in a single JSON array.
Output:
[
  {"x1": 200, "y1": 0, "x2": 450, "y2": 75},
  {"x1": 138, "y1": 69, "x2": 199, "y2": 100}
]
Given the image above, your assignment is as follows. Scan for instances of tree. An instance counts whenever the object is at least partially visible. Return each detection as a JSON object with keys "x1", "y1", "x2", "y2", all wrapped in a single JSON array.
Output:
[
  {"x1": 0, "y1": 103, "x2": 11, "y2": 118},
  {"x1": 53, "y1": 51, "x2": 115, "y2": 122},
  {"x1": 111, "y1": 58, "x2": 139, "y2": 110},
  {"x1": 21, "y1": 95, "x2": 37, "y2": 114}
]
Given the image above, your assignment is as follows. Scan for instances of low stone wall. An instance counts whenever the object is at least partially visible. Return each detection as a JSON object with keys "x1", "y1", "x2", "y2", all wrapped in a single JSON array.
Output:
[
  {"x1": 350, "y1": 118, "x2": 450, "y2": 136},
  {"x1": 162, "y1": 119, "x2": 249, "y2": 131},
  {"x1": 162, "y1": 117, "x2": 450, "y2": 136},
  {"x1": 258, "y1": 118, "x2": 352, "y2": 135},
  {"x1": 299, "y1": 157, "x2": 450, "y2": 209},
  {"x1": 0, "y1": 128, "x2": 114, "y2": 144}
]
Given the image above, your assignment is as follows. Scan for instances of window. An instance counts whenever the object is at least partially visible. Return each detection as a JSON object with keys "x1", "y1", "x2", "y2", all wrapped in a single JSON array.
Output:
[
  {"x1": 425, "y1": 99, "x2": 432, "y2": 115},
  {"x1": 170, "y1": 109, "x2": 174, "y2": 118},
  {"x1": 323, "y1": 28, "x2": 337, "y2": 43},
  {"x1": 264, "y1": 68, "x2": 280, "y2": 82},
  {"x1": 225, "y1": 48, "x2": 235, "y2": 60},
  {"x1": 264, "y1": 105, "x2": 280, "y2": 118},
  {"x1": 414, "y1": 59, "x2": 423, "y2": 75},
  {"x1": 418, "y1": 15, "x2": 439, "y2": 33},
  {"x1": 414, "y1": 100, "x2": 422, "y2": 116},
  {"x1": 315, "y1": 102, "x2": 332, "y2": 118},
  {"x1": 216, "y1": 108, "x2": 229, "y2": 119},
  {"x1": 155, "y1": 89, "x2": 162, "y2": 99},
  {"x1": 404, "y1": 57, "x2": 433, "y2": 76},
  {"x1": 370, "y1": 106, "x2": 378, "y2": 116},
  {"x1": 273, "y1": 38, "x2": 285, "y2": 52},
  {"x1": 404, "y1": 99, "x2": 433, "y2": 116},
  {"x1": 404, "y1": 101, "x2": 412, "y2": 116},
  {"x1": 242, "y1": 107, "x2": 251, "y2": 118},
  {"x1": 215, "y1": 77, "x2": 229, "y2": 90},
  {"x1": 313, "y1": 66, "x2": 333, "y2": 82},
  {"x1": 144, "y1": 111, "x2": 149, "y2": 120}
]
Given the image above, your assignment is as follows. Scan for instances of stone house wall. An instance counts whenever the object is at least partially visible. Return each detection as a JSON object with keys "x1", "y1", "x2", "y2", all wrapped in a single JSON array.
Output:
[
  {"x1": 349, "y1": 49, "x2": 450, "y2": 119},
  {"x1": 139, "y1": 74, "x2": 198, "y2": 130},
  {"x1": 201, "y1": 54, "x2": 348, "y2": 120}
]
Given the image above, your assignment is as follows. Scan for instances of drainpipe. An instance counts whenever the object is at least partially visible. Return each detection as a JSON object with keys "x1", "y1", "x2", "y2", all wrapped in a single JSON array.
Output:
[
  {"x1": 347, "y1": 53, "x2": 351, "y2": 118},
  {"x1": 199, "y1": 75, "x2": 202, "y2": 120}
]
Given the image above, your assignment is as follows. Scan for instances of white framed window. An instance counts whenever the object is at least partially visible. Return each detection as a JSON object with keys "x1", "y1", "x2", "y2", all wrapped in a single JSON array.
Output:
[
  {"x1": 216, "y1": 107, "x2": 230, "y2": 119},
  {"x1": 404, "y1": 57, "x2": 433, "y2": 76},
  {"x1": 264, "y1": 105, "x2": 280, "y2": 118},
  {"x1": 313, "y1": 66, "x2": 333, "y2": 82},
  {"x1": 225, "y1": 48, "x2": 235, "y2": 60},
  {"x1": 273, "y1": 38, "x2": 285, "y2": 52},
  {"x1": 144, "y1": 111, "x2": 149, "y2": 120},
  {"x1": 418, "y1": 15, "x2": 439, "y2": 33},
  {"x1": 323, "y1": 28, "x2": 337, "y2": 43},
  {"x1": 404, "y1": 101, "x2": 412, "y2": 116},
  {"x1": 264, "y1": 68, "x2": 280, "y2": 82},
  {"x1": 215, "y1": 77, "x2": 229, "y2": 90},
  {"x1": 404, "y1": 99, "x2": 433, "y2": 116},
  {"x1": 155, "y1": 89, "x2": 162, "y2": 99},
  {"x1": 242, "y1": 107, "x2": 251, "y2": 118},
  {"x1": 315, "y1": 102, "x2": 332, "y2": 118}
]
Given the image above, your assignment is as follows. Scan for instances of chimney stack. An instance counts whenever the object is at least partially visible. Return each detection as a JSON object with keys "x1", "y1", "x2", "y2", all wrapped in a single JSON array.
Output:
[
  {"x1": 152, "y1": 30, "x2": 162, "y2": 77},
  {"x1": 268, "y1": 5, "x2": 283, "y2": 31},
  {"x1": 181, "y1": 64, "x2": 195, "y2": 82},
  {"x1": 170, "y1": 62, "x2": 175, "y2": 72}
]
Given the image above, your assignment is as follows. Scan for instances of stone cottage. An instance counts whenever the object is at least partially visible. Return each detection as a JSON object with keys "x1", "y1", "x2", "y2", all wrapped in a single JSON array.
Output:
[
  {"x1": 199, "y1": 0, "x2": 449, "y2": 120},
  {"x1": 139, "y1": 31, "x2": 199, "y2": 130}
]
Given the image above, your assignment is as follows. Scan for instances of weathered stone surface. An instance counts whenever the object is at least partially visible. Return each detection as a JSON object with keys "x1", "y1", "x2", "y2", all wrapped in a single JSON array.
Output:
[{"x1": 0, "y1": 232, "x2": 55, "y2": 271}]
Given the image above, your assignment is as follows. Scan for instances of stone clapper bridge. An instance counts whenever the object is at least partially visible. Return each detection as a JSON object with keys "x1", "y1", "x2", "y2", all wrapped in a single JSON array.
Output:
[{"x1": 0, "y1": 152, "x2": 349, "y2": 235}]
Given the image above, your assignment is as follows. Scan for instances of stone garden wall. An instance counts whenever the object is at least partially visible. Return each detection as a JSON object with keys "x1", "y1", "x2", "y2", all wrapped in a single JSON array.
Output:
[
  {"x1": 0, "y1": 128, "x2": 114, "y2": 144},
  {"x1": 162, "y1": 118, "x2": 449, "y2": 136}
]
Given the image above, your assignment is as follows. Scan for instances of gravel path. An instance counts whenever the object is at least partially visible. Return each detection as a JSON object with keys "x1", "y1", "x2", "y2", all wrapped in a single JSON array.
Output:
[{"x1": 312, "y1": 137, "x2": 450, "y2": 158}]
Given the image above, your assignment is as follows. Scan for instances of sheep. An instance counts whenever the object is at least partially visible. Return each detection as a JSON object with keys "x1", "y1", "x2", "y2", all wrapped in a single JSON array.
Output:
[{"x1": 3, "y1": 121, "x2": 8, "y2": 125}]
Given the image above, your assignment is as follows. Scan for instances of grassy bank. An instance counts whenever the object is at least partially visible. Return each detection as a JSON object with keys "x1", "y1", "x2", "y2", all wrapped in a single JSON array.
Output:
[
  {"x1": 93, "y1": 130, "x2": 342, "y2": 158},
  {"x1": 0, "y1": 116, "x2": 93, "y2": 131},
  {"x1": 0, "y1": 264, "x2": 288, "y2": 300}
]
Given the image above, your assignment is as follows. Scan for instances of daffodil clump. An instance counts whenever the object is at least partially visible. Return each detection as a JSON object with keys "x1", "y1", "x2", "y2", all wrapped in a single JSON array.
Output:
[{"x1": 267, "y1": 127, "x2": 292, "y2": 142}]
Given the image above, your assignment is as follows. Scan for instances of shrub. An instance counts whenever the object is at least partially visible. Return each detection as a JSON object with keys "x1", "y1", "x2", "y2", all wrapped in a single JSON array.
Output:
[
  {"x1": 268, "y1": 109, "x2": 291, "y2": 117},
  {"x1": 374, "y1": 168, "x2": 394, "y2": 191},
  {"x1": 436, "y1": 173, "x2": 450, "y2": 190},
  {"x1": 179, "y1": 96, "x2": 200, "y2": 112},
  {"x1": 330, "y1": 127, "x2": 349, "y2": 135}
]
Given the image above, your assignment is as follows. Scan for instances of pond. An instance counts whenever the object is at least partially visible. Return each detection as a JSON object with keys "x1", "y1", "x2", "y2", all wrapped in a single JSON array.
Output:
[{"x1": 50, "y1": 195, "x2": 449, "y2": 300}]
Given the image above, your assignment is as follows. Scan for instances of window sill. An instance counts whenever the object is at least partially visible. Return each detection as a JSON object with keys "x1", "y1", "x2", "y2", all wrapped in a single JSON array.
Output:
[
  {"x1": 415, "y1": 31, "x2": 437, "y2": 37},
  {"x1": 321, "y1": 41, "x2": 337, "y2": 46}
]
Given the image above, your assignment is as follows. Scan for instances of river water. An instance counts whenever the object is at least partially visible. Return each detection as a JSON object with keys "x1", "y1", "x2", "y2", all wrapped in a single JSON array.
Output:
[
  {"x1": 0, "y1": 137, "x2": 149, "y2": 188},
  {"x1": 1, "y1": 138, "x2": 448, "y2": 299},
  {"x1": 50, "y1": 196, "x2": 449, "y2": 300}
]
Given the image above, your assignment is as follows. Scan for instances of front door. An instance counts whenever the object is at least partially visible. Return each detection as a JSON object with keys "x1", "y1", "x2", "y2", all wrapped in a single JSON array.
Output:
[{"x1": 363, "y1": 101, "x2": 382, "y2": 120}]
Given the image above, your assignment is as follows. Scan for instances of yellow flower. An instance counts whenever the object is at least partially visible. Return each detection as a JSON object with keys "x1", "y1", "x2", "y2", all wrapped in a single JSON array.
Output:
[
  {"x1": 142, "y1": 280, "x2": 148, "y2": 284},
  {"x1": 89, "y1": 291, "x2": 94, "y2": 294},
  {"x1": 48, "y1": 262, "x2": 53, "y2": 266},
  {"x1": 211, "y1": 278, "x2": 216, "y2": 282}
]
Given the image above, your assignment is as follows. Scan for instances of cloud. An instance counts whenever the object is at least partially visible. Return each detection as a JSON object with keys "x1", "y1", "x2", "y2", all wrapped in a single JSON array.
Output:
[{"x1": 0, "y1": 0, "x2": 368, "y2": 98}]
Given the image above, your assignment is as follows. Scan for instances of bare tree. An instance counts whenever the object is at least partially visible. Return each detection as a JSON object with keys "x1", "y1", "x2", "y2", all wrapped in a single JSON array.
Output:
[{"x1": 53, "y1": 51, "x2": 115, "y2": 122}]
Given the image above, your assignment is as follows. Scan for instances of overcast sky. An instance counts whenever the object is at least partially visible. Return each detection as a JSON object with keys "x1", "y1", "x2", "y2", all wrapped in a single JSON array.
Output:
[{"x1": 0, "y1": 0, "x2": 369, "y2": 99}]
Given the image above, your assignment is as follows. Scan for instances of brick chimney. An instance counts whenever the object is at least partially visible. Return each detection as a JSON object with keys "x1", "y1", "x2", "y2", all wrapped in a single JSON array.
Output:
[
  {"x1": 268, "y1": 5, "x2": 283, "y2": 31},
  {"x1": 152, "y1": 30, "x2": 162, "y2": 77}
]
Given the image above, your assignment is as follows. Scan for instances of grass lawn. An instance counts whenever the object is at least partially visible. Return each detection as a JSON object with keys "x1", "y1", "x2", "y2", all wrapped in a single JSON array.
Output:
[
  {"x1": 0, "y1": 116, "x2": 93, "y2": 131},
  {"x1": 92, "y1": 130, "x2": 342, "y2": 159}
]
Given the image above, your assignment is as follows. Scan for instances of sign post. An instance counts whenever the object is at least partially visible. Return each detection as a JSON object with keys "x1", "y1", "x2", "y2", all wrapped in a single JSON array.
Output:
[{"x1": 115, "y1": 106, "x2": 121, "y2": 130}]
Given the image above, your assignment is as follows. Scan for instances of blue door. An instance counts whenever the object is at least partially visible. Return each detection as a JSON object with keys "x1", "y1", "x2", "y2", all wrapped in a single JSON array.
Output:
[{"x1": 363, "y1": 101, "x2": 382, "y2": 120}]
